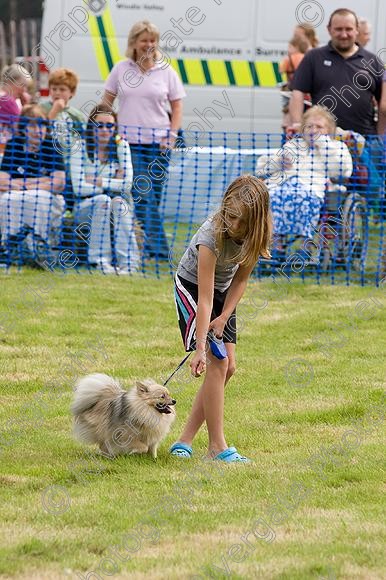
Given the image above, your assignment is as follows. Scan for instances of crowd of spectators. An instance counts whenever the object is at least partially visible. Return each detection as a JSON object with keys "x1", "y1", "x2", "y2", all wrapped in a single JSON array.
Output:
[
  {"x1": 288, "y1": 8, "x2": 386, "y2": 224},
  {"x1": 288, "y1": 9, "x2": 383, "y2": 136},
  {"x1": 0, "y1": 20, "x2": 185, "y2": 272},
  {"x1": 0, "y1": 8, "x2": 384, "y2": 274}
]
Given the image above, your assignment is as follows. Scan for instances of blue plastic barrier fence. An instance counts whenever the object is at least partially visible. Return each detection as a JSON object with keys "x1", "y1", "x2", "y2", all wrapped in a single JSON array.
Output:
[{"x1": 0, "y1": 116, "x2": 384, "y2": 285}]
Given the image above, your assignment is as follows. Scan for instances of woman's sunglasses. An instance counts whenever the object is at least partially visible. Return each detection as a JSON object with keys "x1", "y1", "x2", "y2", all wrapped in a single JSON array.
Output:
[{"x1": 96, "y1": 122, "x2": 115, "y2": 129}]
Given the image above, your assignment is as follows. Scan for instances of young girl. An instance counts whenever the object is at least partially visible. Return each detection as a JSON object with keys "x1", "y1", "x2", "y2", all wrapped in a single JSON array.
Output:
[
  {"x1": 0, "y1": 64, "x2": 32, "y2": 152},
  {"x1": 171, "y1": 175, "x2": 272, "y2": 463}
]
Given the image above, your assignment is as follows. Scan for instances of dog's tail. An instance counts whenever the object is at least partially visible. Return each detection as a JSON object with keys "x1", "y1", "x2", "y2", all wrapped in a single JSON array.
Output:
[{"x1": 72, "y1": 373, "x2": 123, "y2": 416}]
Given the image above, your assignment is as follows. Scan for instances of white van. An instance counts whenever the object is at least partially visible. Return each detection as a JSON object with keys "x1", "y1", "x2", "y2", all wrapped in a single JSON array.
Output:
[{"x1": 40, "y1": 0, "x2": 386, "y2": 135}]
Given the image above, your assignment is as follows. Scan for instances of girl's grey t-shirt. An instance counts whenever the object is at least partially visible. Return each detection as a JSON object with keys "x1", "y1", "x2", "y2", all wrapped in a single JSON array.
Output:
[{"x1": 177, "y1": 218, "x2": 240, "y2": 292}]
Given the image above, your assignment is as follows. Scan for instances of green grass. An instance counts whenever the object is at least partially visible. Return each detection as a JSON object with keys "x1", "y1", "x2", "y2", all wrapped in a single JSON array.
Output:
[{"x1": 0, "y1": 270, "x2": 385, "y2": 579}]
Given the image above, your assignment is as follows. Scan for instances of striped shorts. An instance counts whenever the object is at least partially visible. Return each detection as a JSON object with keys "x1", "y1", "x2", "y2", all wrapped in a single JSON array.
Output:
[{"x1": 174, "y1": 274, "x2": 237, "y2": 352}]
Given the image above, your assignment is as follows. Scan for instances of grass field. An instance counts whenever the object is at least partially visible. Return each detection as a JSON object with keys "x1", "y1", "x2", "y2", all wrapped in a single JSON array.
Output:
[{"x1": 0, "y1": 269, "x2": 385, "y2": 580}]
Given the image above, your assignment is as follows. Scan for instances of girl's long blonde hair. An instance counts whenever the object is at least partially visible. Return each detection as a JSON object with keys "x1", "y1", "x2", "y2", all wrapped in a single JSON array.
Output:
[{"x1": 213, "y1": 175, "x2": 272, "y2": 267}]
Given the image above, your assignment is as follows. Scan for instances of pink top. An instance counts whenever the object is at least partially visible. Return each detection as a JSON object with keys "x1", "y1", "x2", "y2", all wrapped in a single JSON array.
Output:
[
  {"x1": 0, "y1": 93, "x2": 20, "y2": 123},
  {"x1": 0, "y1": 93, "x2": 21, "y2": 145},
  {"x1": 104, "y1": 59, "x2": 186, "y2": 144}
]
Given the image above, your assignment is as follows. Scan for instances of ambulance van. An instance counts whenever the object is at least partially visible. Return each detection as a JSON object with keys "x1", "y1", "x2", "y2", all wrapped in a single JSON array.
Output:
[{"x1": 40, "y1": 0, "x2": 385, "y2": 135}]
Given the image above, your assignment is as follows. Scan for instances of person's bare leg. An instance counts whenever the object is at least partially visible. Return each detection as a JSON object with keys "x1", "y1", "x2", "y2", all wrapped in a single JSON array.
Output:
[
  {"x1": 178, "y1": 344, "x2": 236, "y2": 448},
  {"x1": 202, "y1": 352, "x2": 228, "y2": 455},
  {"x1": 178, "y1": 386, "x2": 205, "y2": 446},
  {"x1": 224, "y1": 343, "x2": 236, "y2": 385}
]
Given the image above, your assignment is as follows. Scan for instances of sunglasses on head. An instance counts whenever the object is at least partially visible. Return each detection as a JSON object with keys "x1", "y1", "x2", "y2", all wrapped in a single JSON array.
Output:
[{"x1": 96, "y1": 122, "x2": 115, "y2": 129}]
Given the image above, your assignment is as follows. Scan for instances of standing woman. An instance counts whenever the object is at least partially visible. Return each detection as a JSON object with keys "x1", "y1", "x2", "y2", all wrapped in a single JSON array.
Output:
[{"x1": 103, "y1": 20, "x2": 186, "y2": 260}]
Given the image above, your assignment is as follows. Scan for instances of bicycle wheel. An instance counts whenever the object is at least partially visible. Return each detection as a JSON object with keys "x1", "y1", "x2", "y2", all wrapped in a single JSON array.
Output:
[{"x1": 342, "y1": 193, "x2": 369, "y2": 272}]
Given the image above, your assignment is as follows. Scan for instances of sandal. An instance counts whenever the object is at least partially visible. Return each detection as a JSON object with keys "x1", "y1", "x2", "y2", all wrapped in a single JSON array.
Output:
[
  {"x1": 213, "y1": 446, "x2": 251, "y2": 463},
  {"x1": 169, "y1": 442, "x2": 193, "y2": 458}
]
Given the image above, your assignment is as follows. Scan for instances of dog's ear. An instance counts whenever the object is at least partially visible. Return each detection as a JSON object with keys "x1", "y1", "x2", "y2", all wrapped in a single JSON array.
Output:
[{"x1": 136, "y1": 380, "x2": 150, "y2": 394}]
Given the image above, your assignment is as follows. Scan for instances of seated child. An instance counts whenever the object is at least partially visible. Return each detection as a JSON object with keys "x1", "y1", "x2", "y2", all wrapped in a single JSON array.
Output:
[
  {"x1": 256, "y1": 105, "x2": 353, "y2": 241},
  {"x1": 40, "y1": 68, "x2": 86, "y2": 163},
  {"x1": 40, "y1": 68, "x2": 86, "y2": 211},
  {"x1": 0, "y1": 64, "x2": 33, "y2": 152},
  {"x1": 0, "y1": 105, "x2": 65, "y2": 263}
]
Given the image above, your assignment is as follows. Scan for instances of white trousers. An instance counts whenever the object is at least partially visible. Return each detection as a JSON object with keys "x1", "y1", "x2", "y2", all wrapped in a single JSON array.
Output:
[
  {"x1": 73, "y1": 194, "x2": 140, "y2": 272},
  {"x1": 0, "y1": 189, "x2": 65, "y2": 250}
]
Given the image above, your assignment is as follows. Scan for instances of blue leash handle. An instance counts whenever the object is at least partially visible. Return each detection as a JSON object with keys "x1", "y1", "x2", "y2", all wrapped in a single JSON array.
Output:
[{"x1": 163, "y1": 334, "x2": 227, "y2": 386}]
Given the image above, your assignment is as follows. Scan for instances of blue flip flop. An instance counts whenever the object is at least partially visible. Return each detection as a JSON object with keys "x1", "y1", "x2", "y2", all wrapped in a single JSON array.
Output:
[
  {"x1": 213, "y1": 447, "x2": 251, "y2": 463},
  {"x1": 169, "y1": 442, "x2": 193, "y2": 458}
]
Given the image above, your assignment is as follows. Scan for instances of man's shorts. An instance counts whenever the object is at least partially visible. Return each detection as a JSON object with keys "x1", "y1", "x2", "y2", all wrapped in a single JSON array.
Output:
[{"x1": 174, "y1": 274, "x2": 236, "y2": 352}]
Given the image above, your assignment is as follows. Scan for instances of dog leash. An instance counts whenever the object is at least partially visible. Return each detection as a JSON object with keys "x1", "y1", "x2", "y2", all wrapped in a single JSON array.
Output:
[
  {"x1": 163, "y1": 352, "x2": 192, "y2": 386},
  {"x1": 163, "y1": 332, "x2": 226, "y2": 387}
]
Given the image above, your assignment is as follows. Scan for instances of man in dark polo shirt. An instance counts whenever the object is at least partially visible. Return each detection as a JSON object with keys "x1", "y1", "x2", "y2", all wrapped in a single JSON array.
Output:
[{"x1": 289, "y1": 8, "x2": 384, "y2": 136}]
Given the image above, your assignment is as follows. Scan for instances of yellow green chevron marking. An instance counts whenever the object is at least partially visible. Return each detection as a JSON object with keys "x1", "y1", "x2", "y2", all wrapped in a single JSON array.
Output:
[
  {"x1": 88, "y1": 12, "x2": 284, "y2": 86},
  {"x1": 172, "y1": 58, "x2": 283, "y2": 86}
]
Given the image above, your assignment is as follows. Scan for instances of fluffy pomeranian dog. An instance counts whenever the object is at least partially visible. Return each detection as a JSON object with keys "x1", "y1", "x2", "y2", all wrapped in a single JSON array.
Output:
[{"x1": 72, "y1": 373, "x2": 176, "y2": 458}]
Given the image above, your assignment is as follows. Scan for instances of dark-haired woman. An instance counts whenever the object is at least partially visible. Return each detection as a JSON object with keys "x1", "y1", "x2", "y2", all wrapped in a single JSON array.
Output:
[
  {"x1": 0, "y1": 104, "x2": 65, "y2": 263},
  {"x1": 70, "y1": 105, "x2": 139, "y2": 274}
]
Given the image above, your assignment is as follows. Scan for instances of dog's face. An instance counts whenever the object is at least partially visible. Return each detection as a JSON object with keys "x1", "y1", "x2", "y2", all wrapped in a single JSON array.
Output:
[{"x1": 136, "y1": 380, "x2": 176, "y2": 414}]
